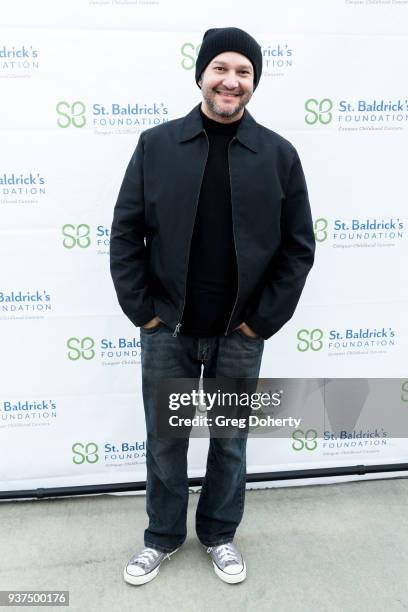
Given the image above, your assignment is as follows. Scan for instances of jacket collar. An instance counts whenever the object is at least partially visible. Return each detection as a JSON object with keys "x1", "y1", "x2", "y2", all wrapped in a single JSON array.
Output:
[{"x1": 179, "y1": 103, "x2": 258, "y2": 153}]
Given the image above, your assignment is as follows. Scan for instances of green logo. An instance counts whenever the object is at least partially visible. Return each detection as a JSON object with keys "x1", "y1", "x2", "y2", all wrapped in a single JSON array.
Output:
[
  {"x1": 297, "y1": 329, "x2": 324, "y2": 352},
  {"x1": 180, "y1": 42, "x2": 201, "y2": 70},
  {"x1": 67, "y1": 337, "x2": 95, "y2": 361},
  {"x1": 314, "y1": 218, "x2": 328, "y2": 242},
  {"x1": 292, "y1": 429, "x2": 318, "y2": 451},
  {"x1": 56, "y1": 101, "x2": 86, "y2": 128},
  {"x1": 305, "y1": 98, "x2": 333, "y2": 125},
  {"x1": 72, "y1": 442, "x2": 99, "y2": 464},
  {"x1": 62, "y1": 224, "x2": 91, "y2": 249},
  {"x1": 401, "y1": 380, "x2": 408, "y2": 402}
]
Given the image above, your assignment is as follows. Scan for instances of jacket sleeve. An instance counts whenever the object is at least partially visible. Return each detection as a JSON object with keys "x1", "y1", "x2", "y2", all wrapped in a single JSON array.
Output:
[
  {"x1": 110, "y1": 132, "x2": 155, "y2": 327},
  {"x1": 245, "y1": 150, "x2": 316, "y2": 340}
]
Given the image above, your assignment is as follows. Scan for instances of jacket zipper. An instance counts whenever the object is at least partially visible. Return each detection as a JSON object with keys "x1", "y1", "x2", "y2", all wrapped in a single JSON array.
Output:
[
  {"x1": 173, "y1": 130, "x2": 209, "y2": 337},
  {"x1": 224, "y1": 136, "x2": 239, "y2": 336}
]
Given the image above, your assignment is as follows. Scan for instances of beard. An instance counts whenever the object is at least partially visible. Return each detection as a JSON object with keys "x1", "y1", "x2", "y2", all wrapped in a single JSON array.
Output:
[{"x1": 201, "y1": 84, "x2": 253, "y2": 119}]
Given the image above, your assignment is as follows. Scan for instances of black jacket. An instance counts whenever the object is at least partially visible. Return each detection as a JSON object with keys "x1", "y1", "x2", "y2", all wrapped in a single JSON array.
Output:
[{"x1": 110, "y1": 103, "x2": 315, "y2": 340}]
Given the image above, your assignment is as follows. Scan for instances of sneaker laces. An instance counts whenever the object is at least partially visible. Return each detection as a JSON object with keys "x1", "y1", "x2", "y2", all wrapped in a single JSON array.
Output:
[
  {"x1": 207, "y1": 543, "x2": 240, "y2": 565},
  {"x1": 130, "y1": 547, "x2": 160, "y2": 567}
]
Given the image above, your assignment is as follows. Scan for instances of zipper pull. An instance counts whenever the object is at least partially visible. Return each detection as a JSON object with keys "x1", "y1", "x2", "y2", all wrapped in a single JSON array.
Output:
[{"x1": 172, "y1": 323, "x2": 182, "y2": 337}]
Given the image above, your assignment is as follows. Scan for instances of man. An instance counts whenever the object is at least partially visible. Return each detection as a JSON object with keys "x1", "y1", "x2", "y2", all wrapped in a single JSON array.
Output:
[{"x1": 110, "y1": 27, "x2": 315, "y2": 586}]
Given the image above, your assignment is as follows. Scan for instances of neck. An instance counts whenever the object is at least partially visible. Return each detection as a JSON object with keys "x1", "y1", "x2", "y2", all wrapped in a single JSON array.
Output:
[{"x1": 200, "y1": 102, "x2": 244, "y2": 124}]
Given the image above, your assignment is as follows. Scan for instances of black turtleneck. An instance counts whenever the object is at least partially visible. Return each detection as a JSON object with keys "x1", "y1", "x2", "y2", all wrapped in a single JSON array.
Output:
[{"x1": 180, "y1": 107, "x2": 242, "y2": 337}]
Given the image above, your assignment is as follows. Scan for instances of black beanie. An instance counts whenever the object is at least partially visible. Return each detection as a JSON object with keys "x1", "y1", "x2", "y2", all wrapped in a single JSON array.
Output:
[{"x1": 195, "y1": 27, "x2": 263, "y2": 91}]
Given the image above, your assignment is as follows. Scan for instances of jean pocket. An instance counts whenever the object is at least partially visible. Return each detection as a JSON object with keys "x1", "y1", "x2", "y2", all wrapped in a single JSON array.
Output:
[
  {"x1": 140, "y1": 321, "x2": 163, "y2": 334},
  {"x1": 235, "y1": 328, "x2": 263, "y2": 342}
]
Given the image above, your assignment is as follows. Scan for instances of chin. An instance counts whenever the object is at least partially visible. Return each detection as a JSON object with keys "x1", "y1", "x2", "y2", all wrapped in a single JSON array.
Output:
[{"x1": 213, "y1": 103, "x2": 240, "y2": 117}]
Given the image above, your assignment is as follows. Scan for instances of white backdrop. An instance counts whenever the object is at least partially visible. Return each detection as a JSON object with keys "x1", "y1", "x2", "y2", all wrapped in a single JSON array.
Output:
[{"x1": 1, "y1": 0, "x2": 408, "y2": 495}]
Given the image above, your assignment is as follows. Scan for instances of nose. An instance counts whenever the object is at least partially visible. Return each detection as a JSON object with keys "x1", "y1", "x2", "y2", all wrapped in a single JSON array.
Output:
[{"x1": 221, "y1": 73, "x2": 240, "y2": 89}]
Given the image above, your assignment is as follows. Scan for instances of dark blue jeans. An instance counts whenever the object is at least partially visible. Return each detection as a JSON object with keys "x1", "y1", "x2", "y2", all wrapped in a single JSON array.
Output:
[{"x1": 140, "y1": 322, "x2": 264, "y2": 553}]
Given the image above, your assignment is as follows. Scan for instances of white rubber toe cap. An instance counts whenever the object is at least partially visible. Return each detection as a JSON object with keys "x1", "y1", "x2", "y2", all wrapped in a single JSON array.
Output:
[
  {"x1": 223, "y1": 563, "x2": 244, "y2": 575},
  {"x1": 126, "y1": 565, "x2": 146, "y2": 577}
]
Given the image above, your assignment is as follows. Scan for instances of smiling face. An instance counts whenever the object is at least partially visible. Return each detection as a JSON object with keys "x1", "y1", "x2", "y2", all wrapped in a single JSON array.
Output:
[{"x1": 198, "y1": 51, "x2": 254, "y2": 123}]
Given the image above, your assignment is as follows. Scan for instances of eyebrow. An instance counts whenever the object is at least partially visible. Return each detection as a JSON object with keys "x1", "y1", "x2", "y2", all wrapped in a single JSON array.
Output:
[{"x1": 211, "y1": 61, "x2": 253, "y2": 71}]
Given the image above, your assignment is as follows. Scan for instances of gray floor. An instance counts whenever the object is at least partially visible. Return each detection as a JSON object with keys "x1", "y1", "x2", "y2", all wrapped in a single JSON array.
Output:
[{"x1": 1, "y1": 478, "x2": 408, "y2": 612}]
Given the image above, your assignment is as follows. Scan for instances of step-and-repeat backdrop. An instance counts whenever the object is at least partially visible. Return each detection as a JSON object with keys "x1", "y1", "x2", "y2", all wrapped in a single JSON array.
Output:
[{"x1": 1, "y1": 0, "x2": 408, "y2": 495}]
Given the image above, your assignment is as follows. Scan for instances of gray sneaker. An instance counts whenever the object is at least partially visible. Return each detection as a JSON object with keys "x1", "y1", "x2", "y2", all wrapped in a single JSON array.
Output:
[
  {"x1": 124, "y1": 546, "x2": 179, "y2": 585},
  {"x1": 206, "y1": 542, "x2": 246, "y2": 584}
]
